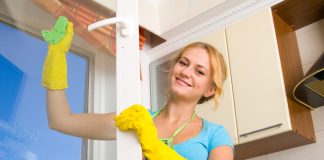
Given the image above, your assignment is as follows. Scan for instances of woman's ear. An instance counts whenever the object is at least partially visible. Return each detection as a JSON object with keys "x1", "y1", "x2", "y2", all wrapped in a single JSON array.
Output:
[{"x1": 203, "y1": 84, "x2": 215, "y2": 98}]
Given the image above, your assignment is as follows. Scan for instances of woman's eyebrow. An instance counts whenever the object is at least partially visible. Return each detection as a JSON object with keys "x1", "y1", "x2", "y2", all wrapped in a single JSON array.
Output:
[
  {"x1": 196, "y1": 65, "x2": 208, "y2": 72},
  {"x1": 181, "y1": 56, "x2": 208, "y2": 71},
  {"x1": 179, "y1": 56, "x2": 189, "y2": 61}
]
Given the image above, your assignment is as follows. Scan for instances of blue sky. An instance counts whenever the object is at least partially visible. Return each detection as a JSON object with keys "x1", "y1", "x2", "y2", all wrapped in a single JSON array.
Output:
[{"x1": 0, "y1": 22, "x2": 87, "y2": 160}]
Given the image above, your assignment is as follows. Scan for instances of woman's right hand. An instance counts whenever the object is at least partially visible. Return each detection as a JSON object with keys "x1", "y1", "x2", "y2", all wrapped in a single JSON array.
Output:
[{"x1": 42, "y1": 16, "x2": 73, "y2": 90}]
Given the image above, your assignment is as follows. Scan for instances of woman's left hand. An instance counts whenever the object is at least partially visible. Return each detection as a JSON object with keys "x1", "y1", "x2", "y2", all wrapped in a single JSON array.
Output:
[{"x1": 114, "y1": 104, "x2": 186, "y2": 160}]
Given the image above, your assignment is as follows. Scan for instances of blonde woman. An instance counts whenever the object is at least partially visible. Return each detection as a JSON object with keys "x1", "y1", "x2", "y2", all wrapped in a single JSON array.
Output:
[{"x1": 43, "y1": 17, "x2": 233, "y2": 160}]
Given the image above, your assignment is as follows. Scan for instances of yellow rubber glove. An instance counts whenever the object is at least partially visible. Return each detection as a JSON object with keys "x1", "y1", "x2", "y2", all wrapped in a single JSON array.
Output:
[
  {"x1": 115, "y1": 104, "x2": 186, "y2": 160},
  {"x1": 42, "y1": 18, "x2": 73, "y2": 90}
]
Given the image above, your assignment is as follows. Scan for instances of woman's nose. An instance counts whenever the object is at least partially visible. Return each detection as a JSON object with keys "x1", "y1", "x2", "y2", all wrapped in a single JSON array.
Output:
[{"x1": 180, "y1": 67, "x2": 192, "y2": 78}]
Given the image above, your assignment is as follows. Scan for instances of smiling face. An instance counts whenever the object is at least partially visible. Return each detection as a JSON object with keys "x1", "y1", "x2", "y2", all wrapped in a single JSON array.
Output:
[{"x1": 169, "y1": 47, "x2": 215, "y2": 103}]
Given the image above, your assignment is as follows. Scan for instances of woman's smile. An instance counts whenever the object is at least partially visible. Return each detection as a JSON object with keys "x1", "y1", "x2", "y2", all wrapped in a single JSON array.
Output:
[{"x1": 175, "y1": 77, "x2": 192, "y2": 87}]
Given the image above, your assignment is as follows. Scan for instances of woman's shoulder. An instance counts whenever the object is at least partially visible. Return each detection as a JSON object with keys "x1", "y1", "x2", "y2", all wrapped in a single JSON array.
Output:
[
  {"x1": 201, "y1": 118, "x2": 234, "y2": 151},
  {"x1": 202, "y1": 118, "x2": 227, "y2": 131}
]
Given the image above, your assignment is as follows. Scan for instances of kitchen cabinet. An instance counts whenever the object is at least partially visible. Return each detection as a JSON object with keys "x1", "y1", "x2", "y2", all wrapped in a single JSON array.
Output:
[
  {"x1": 226, "y1": 8, "x2": 291, "y2": 144},
  {"x1": 225, "y1": 8, "x2": 315, "y2": 159}
]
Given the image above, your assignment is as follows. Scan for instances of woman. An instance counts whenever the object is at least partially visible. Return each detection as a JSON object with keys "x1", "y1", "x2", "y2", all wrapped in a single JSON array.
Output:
[{"x1": 43, "y1": 17, "x2": 234, "y2": 160}]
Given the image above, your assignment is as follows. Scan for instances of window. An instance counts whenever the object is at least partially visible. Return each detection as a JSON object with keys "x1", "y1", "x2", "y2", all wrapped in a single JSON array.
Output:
[{"x1": 0, "y1": 22, "x2": 88, "y2": 160}]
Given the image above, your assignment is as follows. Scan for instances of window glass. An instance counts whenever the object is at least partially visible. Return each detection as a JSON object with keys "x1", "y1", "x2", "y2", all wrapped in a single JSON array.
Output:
[{"x1": 0, "y1": 22, "x2": 88, "y2": 160}]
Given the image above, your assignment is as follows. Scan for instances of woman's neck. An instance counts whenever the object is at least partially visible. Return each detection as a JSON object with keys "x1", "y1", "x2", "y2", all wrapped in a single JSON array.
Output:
[{"x1": 160, "y1": 99, "x2": 197, "y2": 123}]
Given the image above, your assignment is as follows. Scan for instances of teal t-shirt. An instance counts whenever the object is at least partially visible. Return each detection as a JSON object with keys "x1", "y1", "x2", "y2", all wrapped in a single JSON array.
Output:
[{"x1": 149, "y1": 110, "x2": 234, "y2": 160}]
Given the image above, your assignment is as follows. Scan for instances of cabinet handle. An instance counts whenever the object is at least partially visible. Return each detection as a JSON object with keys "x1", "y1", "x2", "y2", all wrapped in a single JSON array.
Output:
[{"x1": 239, "y1": 123, "x2": 282, "y2": 138}]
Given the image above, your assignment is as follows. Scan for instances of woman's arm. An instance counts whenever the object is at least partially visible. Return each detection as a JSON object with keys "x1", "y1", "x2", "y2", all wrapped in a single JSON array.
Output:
[
  {"x1": 47, "y1": 89, "x2": 116, "y2": 140},
  {"x1": 208, "y1": 146, "x2": 234, "y2": 160},
  {"x1": 42, "y1": 17, "x2": 116, "y2": 140}
]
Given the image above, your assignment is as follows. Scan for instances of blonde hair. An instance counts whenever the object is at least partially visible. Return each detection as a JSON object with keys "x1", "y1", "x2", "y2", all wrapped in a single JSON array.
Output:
[{"x1": 168, "y1": 42, "x2": 227, "y2": 109}]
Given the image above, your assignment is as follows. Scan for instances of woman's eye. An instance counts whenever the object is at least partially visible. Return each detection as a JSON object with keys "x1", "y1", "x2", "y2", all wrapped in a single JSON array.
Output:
[
  {"x1": 178, "y1": 60, "x2": 187, "y2": 66},
  {"x1": 197, "y1": 70, "x2": 205, "y2": 75}
]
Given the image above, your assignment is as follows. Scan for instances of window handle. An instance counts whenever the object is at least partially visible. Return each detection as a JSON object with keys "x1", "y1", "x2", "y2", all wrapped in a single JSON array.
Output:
[{"x1": 88, "y1": 17, "x2": 129, "y2": 37}]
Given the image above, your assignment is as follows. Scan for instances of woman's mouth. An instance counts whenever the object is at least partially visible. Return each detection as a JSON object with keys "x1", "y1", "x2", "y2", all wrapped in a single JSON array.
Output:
[{"x1": 175, "y1": 77, "x2": 192, "y2": 87}]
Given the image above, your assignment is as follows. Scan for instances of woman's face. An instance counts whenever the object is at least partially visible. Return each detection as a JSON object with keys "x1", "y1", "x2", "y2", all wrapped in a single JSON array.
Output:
[{"x1": 169, "y1": 47, "x2": 215, "y2": 102}]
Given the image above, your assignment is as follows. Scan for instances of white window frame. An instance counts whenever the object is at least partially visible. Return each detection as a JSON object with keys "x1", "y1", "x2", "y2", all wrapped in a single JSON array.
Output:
[{"x1": 87, "y1": 0, "x2": 142, "y2": 160}]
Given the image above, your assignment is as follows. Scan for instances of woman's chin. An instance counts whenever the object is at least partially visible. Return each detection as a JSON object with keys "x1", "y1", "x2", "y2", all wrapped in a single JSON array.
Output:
[{"x1": 170, "y1": 88, "x2": 191, "y2": 98}]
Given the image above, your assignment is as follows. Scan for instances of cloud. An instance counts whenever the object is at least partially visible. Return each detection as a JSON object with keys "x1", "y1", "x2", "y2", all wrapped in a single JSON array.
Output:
[
  {"x1": 23, "y1": 151, "x2": 38, "y2": 160},
  {"x1": 0, "y1": 119, "x2": 39, "y2": 144}
]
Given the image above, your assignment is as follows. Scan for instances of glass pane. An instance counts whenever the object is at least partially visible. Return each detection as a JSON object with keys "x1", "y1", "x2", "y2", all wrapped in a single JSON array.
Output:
[
  {"x1": 1, "y1": 0, "x2": 117, "y2": 159},
  {"x1": 149, "y1": 51, "x2": 177, "y2": 111},
  {"x1": 0, "y1": 21, "x2": 88, "y2": 159}
]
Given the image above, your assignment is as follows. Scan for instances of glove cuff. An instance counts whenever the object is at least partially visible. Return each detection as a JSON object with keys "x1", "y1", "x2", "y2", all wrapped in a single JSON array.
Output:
[
  {"x1": 143, "y1": 140, "x2": 186, "y2": 160},
  {"x1": 42, "y1": 47, "x2": 68, "y2": 90}
]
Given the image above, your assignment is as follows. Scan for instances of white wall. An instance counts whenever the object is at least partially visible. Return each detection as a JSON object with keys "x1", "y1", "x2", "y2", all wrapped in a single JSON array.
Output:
[
  {"x1": 296, "y1": 19, "x2": 324, "y2": 74},
  {"x1": 247, "y1": 19, "x2": 324, "y2": 160}
]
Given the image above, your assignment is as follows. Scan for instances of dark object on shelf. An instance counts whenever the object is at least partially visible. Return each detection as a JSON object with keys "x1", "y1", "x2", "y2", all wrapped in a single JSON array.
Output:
[{"x1": 293, "y1": 53, "x2": 324, "y2": 109}]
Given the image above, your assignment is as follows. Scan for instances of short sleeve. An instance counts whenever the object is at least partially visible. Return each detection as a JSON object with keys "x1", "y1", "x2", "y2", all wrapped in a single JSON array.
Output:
[{"x1": 208, "y1": 125, "x2": 234, "y2": 153}]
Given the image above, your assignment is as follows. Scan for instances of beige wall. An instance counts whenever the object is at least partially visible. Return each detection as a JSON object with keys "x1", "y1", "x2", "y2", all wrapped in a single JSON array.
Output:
[{"x1": 296, "y1": 19, "x2": 324, "y2": 74}]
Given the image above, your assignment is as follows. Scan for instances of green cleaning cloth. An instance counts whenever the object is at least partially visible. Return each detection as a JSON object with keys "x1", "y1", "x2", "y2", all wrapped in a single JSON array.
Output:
[{"x1": 41, "y1": 16, "x2": 68, "y2": 44}]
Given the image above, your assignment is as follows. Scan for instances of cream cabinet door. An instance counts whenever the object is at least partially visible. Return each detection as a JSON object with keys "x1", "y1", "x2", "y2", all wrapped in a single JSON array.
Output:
[
  {"x1": 225, "y1": 8, "x2": 292, "y2": 144},
  {"x1": 195, "y1": 29, "x2": 238, "y2": 145}
]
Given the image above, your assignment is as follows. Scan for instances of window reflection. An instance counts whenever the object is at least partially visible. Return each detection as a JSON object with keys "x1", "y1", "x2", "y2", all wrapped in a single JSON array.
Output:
[{"x1": 0, "y1": 22, "x2": 87, "y2": 160}]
